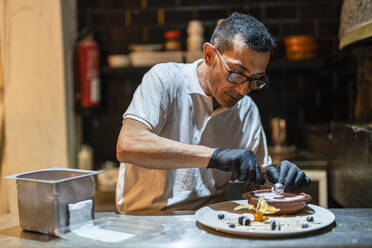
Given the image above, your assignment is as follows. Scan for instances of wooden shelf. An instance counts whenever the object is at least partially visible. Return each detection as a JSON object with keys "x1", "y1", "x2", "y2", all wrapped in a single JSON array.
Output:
[{"x1": 101, "y1": 58, "x2": 327, "y2": 76}]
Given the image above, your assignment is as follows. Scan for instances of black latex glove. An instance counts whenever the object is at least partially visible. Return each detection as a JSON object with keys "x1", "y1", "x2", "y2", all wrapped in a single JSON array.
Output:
[
  {"x1": 207, "y1": 149, "x2": 265, "y2": 188},
  {"x1": 266, "y1": 160, "x2": 311, "y2": 192}
]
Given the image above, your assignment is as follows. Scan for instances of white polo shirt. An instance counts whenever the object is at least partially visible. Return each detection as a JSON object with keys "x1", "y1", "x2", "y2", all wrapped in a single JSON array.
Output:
[{"x1": 116, "y1": 59, "x2": 272, "y2": 212}]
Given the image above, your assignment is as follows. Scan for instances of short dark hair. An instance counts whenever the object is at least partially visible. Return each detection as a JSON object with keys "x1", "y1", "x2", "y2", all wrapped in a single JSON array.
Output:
[{"x1": 210, "y1": 12, "x2": 275, "y2": 53}]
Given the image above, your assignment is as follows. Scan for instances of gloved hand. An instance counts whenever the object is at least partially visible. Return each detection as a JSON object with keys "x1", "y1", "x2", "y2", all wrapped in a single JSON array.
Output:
[
  {"x1": 207, "y1": 149, "x2": 265, "y2": 188},
  {"x1": 266, "y1": 160, "x2": 311, "y2": 192}
]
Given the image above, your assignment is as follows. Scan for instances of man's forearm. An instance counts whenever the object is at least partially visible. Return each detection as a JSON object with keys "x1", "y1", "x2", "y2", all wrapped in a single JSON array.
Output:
[{"x1": 116, "y1": 119, "x2": 215, "y2": 170}]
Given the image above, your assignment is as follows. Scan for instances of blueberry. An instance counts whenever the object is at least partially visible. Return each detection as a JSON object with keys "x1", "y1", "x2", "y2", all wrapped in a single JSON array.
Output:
[
  {"x1": 238, "y1": 216, "x2": 245, "y2": 225},
  {"x1": 243, "y1": 218, "x2": 251, "y2": 226},
  {"x1": 302, "y1": 223, "x2": 309, "y2": 228},
  {"x1": 229, "y1": 223, "x2": 235, "y2": 228},
  {"x1": 271, "y1": 220, "x2": 277, "y2": 230},
  {"x1": 306, "y1": 216, "x2": 314, "y2": 222},
  {"x1": 218, "y1": 214, "x2": 225, "y2": 220}
]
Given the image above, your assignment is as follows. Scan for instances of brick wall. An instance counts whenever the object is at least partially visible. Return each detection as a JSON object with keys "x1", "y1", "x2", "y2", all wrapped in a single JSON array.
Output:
[{"x1": 77, "y1": 0, "x2": 354, "y2": 165}]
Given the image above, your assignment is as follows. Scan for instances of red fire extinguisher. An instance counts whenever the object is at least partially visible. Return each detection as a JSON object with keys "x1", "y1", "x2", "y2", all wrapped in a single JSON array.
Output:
[{"x1": 76, "y1": 34, "x2": 101, "y2": 108}]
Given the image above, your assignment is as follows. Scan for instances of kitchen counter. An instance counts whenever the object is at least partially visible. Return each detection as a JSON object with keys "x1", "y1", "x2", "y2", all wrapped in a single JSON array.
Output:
[{"x1": 1, "y1": 209, "x2": 372, "y2": 248}]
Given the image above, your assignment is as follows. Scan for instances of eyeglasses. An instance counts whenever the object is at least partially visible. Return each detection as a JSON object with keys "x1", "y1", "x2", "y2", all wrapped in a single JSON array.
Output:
[{"x1": 214, "y1": 46, "x2": 269, "y2": 90}]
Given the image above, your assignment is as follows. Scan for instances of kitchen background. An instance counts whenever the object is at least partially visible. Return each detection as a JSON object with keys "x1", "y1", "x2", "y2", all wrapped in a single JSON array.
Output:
[
  {"x1": 77, "y1": 0, "x2": 352, "y2": 163},
  {"x1": 1, "y1": 0, "x2": 371, "y2": 213}
]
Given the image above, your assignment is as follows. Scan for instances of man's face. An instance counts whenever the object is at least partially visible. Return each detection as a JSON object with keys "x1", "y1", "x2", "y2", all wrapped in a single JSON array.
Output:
[{"x1": 208, "y1": 39, "x2": 270, "y2": 108}]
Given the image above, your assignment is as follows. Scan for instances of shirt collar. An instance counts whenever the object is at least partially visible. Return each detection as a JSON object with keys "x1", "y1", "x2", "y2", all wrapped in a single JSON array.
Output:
[{"x1": 184, "y1": 59, "x2": 208, "y2": 96}]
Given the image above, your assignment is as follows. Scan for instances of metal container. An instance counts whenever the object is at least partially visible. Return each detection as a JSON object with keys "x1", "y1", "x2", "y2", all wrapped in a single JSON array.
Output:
[{"x1": 6, "y1": 168, "x2": 102, "y2": 235}]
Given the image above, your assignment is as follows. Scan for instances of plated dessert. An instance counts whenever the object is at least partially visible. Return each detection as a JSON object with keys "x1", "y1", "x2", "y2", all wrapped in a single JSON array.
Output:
[
  {"x1": 240, "y1": 185, "x2": 312, "y2": 215},
  {"x1": 195, "y1": 201, "x2": 335, "y2": 237},
  {"x1": 195, "y1": 186, "x2": 334, "y2": 237}
]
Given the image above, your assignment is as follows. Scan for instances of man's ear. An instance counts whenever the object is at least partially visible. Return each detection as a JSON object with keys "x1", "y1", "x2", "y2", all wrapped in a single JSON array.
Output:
[{"x1": 203, "y1": 42, "x2": 216, "y2": 66}]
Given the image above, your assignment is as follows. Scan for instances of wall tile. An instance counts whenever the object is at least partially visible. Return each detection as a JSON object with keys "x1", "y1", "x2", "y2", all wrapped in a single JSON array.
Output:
[
  {"x1": 106, "y1": 0, "x2": 126, "y2": 9},
  {"x1": 265, "y1": 23, "x2": 281, "y2": 38},
  {"x1": 317, "y1": 19, "x2": 340, "y2": 37},
  {"x1": 299, "y1": 2, "x2": 334, "y2": 20},
  {"x1": 229, "y1": 6, "x2": 260, "y2": 19},
  {"x1": 88, "y1": 115, "x2": 122, "y2": 163},
  {"x1": 282, "y1": 21, "x2": 315, "y2": 36},
  {"x1": 198, "y1": 8, "x2": 228, "y2": 21},
  {"x1": 164, "y1": 9, "x2": 194, "y2": 25},
  {"x1": 178, "y1": 0, "x2": 211, "y2": 6},
  {"x1": 318, "y1": 38, "x2": 336, "y2": 55},
  {"x1": 132, "y1": 9, "x2": 158, "y2": 26},
  {"x1": 265, "y1": 5, "x2": 297, "y2": 20},
  {"x1": 147, "y1": 0, "x2": 177, "y2": 8},
  {"x1": 211, "y1": 0, "x2": 246, "y2": 4},
  {"x1": 90, "y1": 11, "x2": 125, "y2": 27},
  {"x1": 123, "y1": 0, "x2": 141, "y2": 9}
]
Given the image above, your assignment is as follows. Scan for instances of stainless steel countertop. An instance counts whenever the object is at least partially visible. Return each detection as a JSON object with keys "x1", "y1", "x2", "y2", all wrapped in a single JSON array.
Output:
[{"x1": 1, "y1": 209, "x2": 372, "y2": 248}]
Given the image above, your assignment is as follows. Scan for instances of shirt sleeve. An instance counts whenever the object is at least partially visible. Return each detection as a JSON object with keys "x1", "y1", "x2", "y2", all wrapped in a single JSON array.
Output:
[
  {"x1": 251, "y1": 124, "x2": 272, "y2": 169},
  {"x1": 244, "y1": 102, "x2": 272, "y2": 169},
  {"x1": 123, "y1": 65, "x2": 172, "y2": 135}
]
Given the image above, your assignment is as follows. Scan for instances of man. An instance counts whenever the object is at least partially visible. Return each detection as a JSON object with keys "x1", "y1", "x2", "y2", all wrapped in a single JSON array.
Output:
[{"x1": 116, "y1": 13, "x2": 311, "y2": 212}]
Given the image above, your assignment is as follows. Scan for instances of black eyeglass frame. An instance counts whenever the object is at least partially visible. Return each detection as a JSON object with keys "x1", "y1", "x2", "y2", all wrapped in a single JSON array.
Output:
[{"x1": 213, "y1": 46, "x2": 269, "y2": 90}]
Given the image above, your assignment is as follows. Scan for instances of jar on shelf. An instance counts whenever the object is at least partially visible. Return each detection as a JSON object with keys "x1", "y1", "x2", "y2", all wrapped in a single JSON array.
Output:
[
  {"x1": 284, "y1": 35, "x2": 318, "y2": 60},
  {"x1": 187, "y1": 20, "x2": 204, "y2": 51},
  {"x1": 164, "y1": 30, "x2": 181, "y2": 51}
]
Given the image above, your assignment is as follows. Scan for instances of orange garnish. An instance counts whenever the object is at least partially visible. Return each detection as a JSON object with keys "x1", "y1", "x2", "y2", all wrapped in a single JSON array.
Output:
[
  {"x1": 254, "y1": 211, "x2": 264, "y2": 221},
  {"x1": 234, "y1": 196, "x2": 280, "y2": 222}
]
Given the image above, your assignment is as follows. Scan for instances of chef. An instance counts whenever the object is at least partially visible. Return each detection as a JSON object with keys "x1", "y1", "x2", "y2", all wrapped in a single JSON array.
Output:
[{"x1": 115, "y1": 12, "x2": 311, "y2": 212}]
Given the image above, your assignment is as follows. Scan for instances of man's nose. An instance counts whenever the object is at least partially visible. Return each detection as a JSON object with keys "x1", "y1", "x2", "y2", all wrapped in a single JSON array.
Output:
[{"x1": 235, "y1": 83, "x2": 251, "y2": 95}]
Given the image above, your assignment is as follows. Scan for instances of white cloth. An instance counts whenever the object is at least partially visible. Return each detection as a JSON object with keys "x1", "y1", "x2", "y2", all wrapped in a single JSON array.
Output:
[
  {"x1": 68, "y1": 199, "x2": 93, "y2": 226},
  {"x1": 116, "y1": 59, "x2": 272, "y2": 212}
]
